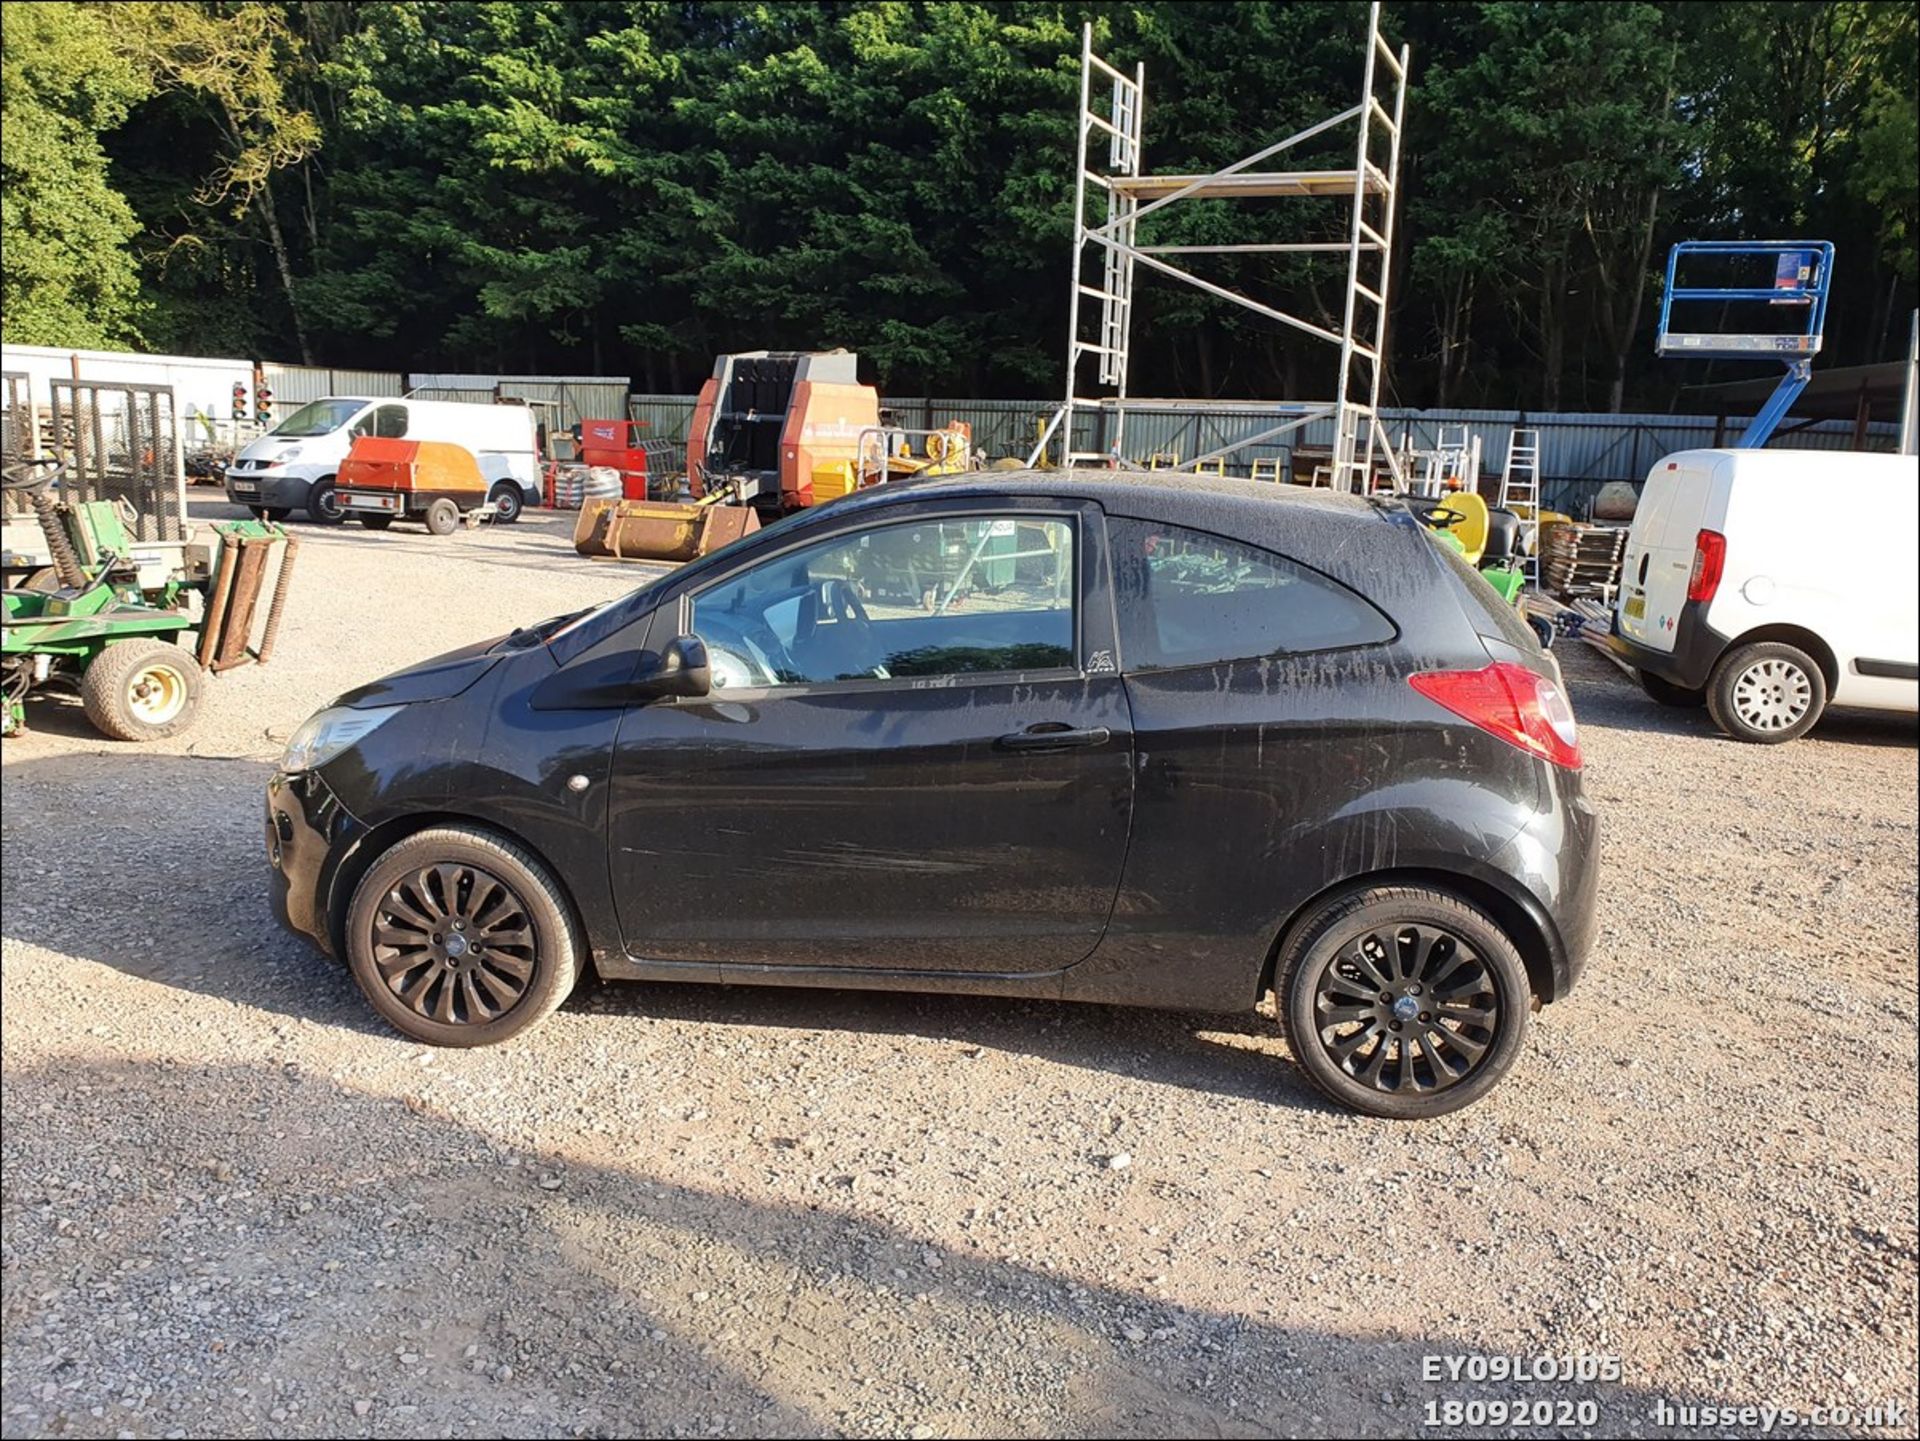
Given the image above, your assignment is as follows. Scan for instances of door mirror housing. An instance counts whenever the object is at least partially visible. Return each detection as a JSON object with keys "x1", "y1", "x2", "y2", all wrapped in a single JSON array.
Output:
[{"x1": 631, "y1": 634, "x2": 711, "y2": 702}]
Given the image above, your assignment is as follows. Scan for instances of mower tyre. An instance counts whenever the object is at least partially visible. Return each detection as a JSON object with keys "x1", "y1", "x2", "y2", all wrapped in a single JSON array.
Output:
[{"x1": 81, "y1": 638, "x2": 205, "y2": 742}]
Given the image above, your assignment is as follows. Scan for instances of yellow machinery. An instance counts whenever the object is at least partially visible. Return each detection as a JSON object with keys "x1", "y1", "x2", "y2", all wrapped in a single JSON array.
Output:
[
  {"x1": 1430, "y1": 491, "x2": 1491, "y2": 564},
  {"x1": 810, "y1": 422, "x2": 975, "y2": 503},
  {"x1": 575, "y1": 481, "x2": 760, "y2": 564}
]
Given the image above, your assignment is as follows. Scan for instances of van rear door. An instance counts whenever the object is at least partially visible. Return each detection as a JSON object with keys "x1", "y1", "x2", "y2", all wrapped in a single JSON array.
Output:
[{"x1": 1618, "y1": 452, "x2": 1722, "y2": 653}]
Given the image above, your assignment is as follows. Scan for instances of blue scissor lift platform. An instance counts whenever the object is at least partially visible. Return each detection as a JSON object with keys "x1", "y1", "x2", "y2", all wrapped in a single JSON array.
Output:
[{"x1": 1656, "y1": 239, "x2": 1834, "y2": 448}]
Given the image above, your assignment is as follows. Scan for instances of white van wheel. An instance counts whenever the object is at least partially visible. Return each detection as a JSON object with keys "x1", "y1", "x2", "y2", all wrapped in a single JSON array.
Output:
[
  {"x1": 307, "y1": 476, "x2": 346, "y2": 525},
  {"x1": 1707, "y1": 642, "x2": 1826, "y2": 744},
  {"x1": 488, "y1": 482, "x2": 523, "y2": 524}
]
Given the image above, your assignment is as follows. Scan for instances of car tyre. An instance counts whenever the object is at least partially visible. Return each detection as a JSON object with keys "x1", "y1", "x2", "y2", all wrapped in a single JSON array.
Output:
[
  {"x1": 424, "y1": 498, "x2": 461, "y2": 536},
  {"x1": 344, "y1": 825, "x2": 581, "y2": 1047},
  {"x1": 487, "y1": 482, "x2": 524, "y2": 524},
  {"x1": 254, "y1": 506, "x2": 292, "y2": 522},
  {"x1": 1278, "y1": 885, "x2": 1531, "y2": 1119},
  {"x1": 80, "y1": 638, "x2": 205, "y2": 742},
  {"x1": 306, "y1": 476, "x2": 346, "y2": 525},
  {"x1": 1705, "y1": 640, "x2": 1826, "y2": 744},
  {"x1": 359, "y1": 513, "x2": 395, "y2": 530},
  {"x1": 1637, "y1": 669, "x2": 1705, "y2": 708}
]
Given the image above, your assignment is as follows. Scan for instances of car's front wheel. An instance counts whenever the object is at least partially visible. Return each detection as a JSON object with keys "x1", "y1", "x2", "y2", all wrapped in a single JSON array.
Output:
[
  {"x1": 487, "y1": 482, "x2": 524, "y2": 523},
  {"x1": 1279, "y1": 885, "x2": 1531, "y2": 1118},
  {"x1": 306, "y1": 476, "x2": 346, "y2": 525},
  {"x1": 344, "y1": 826, "x2": 580, "y2": 1046}
]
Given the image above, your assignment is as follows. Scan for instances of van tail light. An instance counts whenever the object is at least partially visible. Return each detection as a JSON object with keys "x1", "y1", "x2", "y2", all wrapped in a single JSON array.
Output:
[
  {"x1": 1687, "y1": 529, "x2": 1726, "y2": 604},
  {"x1": 1410, "y1": 662, "x2": 1582, "y2": 770}
]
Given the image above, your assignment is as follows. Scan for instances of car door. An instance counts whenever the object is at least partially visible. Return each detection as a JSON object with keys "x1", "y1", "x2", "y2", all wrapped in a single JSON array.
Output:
[{"x1": 607, "y1": 497, "x2": 1134, "y2": 974}]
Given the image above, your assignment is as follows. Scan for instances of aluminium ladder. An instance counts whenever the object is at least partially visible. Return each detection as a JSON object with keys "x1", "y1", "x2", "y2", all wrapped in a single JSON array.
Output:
[
  {"x1": 1498, "y1": 428, "x2": 1542, "y2": 585},
  {"x1": 1030, "y1": 3, "x2": 1409, "y2": 492}
]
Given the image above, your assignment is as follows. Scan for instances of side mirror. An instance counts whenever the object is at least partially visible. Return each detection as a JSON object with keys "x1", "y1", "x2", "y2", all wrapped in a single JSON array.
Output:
[{"x1": 630, "y1": 634, "x2": 711, "y2": 702}]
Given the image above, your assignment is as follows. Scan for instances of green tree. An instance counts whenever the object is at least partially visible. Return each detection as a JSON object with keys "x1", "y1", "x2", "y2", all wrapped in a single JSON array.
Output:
[{"x1": 1, "y1": 2, "x2": 150, "y2": 347}]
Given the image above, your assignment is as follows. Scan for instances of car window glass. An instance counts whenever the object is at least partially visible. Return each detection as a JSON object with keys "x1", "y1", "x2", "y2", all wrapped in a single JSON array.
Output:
[
  {"x1": 373, "y1": 404, "x2": 409, "y2": 439},
  {"x1": 691, "y1": 516, "x2": 1076, "y2": 689},
  {"x1": 1110, "y1": 517, "x2": 1392, "y2": 670}
]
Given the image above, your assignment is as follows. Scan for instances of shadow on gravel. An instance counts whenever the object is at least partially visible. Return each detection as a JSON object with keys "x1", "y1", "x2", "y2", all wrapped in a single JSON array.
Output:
[
  {"x1": 0, "y1": 751, "x2": 1323, "y2": 1108},
  {"x1": 0, "y1": 1054, "x2": 1777, "y2": 1440},
  {"x1": 0, "y1": 752, "x2": 384, "y2": 1038}
]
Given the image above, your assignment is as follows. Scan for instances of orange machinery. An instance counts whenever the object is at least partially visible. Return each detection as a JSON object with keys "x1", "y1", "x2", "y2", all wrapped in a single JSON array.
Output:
[
  {"x1": 335, "y1": 436, "x2": 489, "y2": 535},
  {"x1": 685, "y1": 350, "x2": 879, "y2": 511}
]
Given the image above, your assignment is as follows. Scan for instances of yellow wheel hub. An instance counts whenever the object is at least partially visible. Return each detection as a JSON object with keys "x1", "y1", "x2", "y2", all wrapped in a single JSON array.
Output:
[{"x1": 127, "y1": 663, "x2": 187, "y2": 724}]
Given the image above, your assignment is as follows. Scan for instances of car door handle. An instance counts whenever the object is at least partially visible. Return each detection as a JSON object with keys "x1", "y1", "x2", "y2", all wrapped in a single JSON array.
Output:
[{"x1": 997, "y1": 724, "x2": 1111, "y2": 753}]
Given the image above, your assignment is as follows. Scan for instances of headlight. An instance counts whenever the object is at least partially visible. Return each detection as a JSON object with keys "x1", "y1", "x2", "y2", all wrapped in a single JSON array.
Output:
[
  {"x1": 276, "y1": 445, "x2": 303, "y2": 461},
  {"x1": 281, "y1": 704, "x2": 404, "y2": 773}
]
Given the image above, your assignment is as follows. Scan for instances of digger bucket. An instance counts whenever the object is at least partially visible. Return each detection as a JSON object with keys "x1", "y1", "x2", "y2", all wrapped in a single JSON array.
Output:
[{"x1": 574, "y1": 496, "x2": 761, "y2": 564}]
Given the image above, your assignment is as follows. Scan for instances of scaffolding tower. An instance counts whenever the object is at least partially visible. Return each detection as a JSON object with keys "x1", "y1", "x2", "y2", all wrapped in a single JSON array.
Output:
[{"x1": 1029, "y1": 2, "x2": 1409, "y2": 491}]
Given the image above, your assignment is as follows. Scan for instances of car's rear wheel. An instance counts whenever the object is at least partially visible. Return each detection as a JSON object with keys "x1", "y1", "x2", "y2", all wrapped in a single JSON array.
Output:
[
  {"x1": 1278, "y1": 885, "x2": 1531, "y2": 1119},
  {"x1": 344, "y1": 826, "x2": 580, "y2": 1047},
  {"x1": 1706, "y1": 641, "x2": 1826, "y2": 744},
  {"x1": 1638, "y1": 669, "x2": 1705, "y2": 708}
]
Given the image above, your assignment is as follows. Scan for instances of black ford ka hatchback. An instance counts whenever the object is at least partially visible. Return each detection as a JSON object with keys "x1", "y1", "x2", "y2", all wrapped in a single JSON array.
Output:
[{"x1": 268, "y1": 470, "x2": 1598, "y2": 1118}]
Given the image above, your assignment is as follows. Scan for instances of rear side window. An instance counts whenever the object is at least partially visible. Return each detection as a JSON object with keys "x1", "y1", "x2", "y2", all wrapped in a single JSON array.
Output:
[{"x1": 1109, "y1": 517, "x2": 1393, "y2": 671}]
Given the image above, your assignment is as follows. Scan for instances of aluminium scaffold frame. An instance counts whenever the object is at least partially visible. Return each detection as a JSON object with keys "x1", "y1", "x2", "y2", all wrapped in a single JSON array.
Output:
[{"x1": 1028, "y1": 2, "x2": 1409, "y2": 492}]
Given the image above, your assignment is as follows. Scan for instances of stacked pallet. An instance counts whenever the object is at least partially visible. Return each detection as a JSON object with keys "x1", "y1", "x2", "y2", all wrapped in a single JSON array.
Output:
[{"x1": 1541, "y1": 522, "x2": 1630, "y2": 601}]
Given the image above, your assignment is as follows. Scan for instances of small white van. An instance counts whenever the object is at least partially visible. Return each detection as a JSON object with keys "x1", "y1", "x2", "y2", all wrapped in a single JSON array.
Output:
[
  {"x1": 1611, "y1": 447, "x2": 1918, "y2": 743},
  {"x1": 224, "y1": 397, "x2": 542, "y2": 525}
]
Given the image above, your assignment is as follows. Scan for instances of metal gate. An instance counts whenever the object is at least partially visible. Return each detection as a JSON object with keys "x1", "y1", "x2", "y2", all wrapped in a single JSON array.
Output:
[
  {"x1": 48, "y1": 379, "x2": 185, "y2": 541},
  {"x1": 2, "y1": 371, "x2": 35, "y2": 520}
]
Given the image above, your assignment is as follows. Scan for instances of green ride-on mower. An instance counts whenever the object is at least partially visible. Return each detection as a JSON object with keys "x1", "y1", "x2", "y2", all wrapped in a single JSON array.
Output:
[
  {"x1": 2, "y1": 458, "x2": 299, "y2": 741},
  {"x1": 1405, "y1": 490, "x2": 1551, "y2": 646}
]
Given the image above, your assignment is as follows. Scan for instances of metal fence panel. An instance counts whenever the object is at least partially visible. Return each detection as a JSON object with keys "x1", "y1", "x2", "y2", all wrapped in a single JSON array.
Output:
[
  {"x1": 408, "y1": 375, "x2": 630, "y2": 432},
  {"x1": 49, "y1": 379, "x2": 185, "y2": 540},
  {"x1": 262, "y1": 364, "x2": 404, "y2": 407},
  {"x1": 626, "y1": 394, "x2": 698, "y2": 442}
]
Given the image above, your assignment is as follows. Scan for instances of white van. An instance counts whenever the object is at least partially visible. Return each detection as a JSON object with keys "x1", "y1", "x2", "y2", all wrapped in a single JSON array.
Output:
[
  {"x1": 224, "y1": 397, "x2": 541, "y2": 525},
  {"x1": 1611, "y1": 447, "x2": 1918, "y2": 743}
]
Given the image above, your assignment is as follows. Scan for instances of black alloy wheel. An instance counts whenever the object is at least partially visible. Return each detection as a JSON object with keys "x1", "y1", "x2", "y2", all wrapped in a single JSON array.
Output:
[
  {"x1": 344, "y1": 826, "x2": 580, "y2": 1046},
  {"x1": 1312, "y1": 922, "x2": 1498, "y2": 1096},
  {"x1": 1279, "y1": 885, "x2": 1531, "y2": 1118},
  {"x1": 370, "y1": 862, "x2": 537, "y2": 1024}
]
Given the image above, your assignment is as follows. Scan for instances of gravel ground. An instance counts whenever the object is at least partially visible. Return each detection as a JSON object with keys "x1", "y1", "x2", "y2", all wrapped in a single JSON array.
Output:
[{"x1": 3, "y1": 495, "x2": 1916, "y2": 1440}]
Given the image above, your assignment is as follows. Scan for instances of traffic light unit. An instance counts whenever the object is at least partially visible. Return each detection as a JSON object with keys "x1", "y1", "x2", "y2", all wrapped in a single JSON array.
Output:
[{"x1": 231, "y1": 382, "x2": 249, "y2": 421}]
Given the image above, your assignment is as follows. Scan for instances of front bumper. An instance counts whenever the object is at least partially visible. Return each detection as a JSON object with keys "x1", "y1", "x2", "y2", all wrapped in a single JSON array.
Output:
[
  {"x1": 226, "y1": 469, "x2": 308, "y2": 509},
  {"x1": 266, "y1": 769, "x2": 365, "y2": 959}
]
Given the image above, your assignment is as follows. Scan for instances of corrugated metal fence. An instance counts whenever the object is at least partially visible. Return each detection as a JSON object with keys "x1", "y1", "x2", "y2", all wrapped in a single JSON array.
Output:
[
  {"x1": 407, "y1": 375, "x2": 630, "y2": 432},
  {"x1": 5, "y1": 345, "x2": 1895, "y2": 519},
  {"x1": 626, "y1": 392, "x2": 1899, "y2": 516}
]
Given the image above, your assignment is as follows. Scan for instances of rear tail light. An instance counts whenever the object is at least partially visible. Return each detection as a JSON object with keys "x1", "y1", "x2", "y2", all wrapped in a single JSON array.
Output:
[
  {"x1": 1687, "y1": 529, "x2": 1726, "y2": 603},
  {"x1": 1410, "y1": 662, "x2": 1582, "y2": 769}
]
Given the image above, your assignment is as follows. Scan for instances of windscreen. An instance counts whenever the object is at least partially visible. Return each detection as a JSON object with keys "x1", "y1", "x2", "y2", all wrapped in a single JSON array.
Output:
[{"x1": 270, "y1": 398, "x2": 366, "y2": 438}]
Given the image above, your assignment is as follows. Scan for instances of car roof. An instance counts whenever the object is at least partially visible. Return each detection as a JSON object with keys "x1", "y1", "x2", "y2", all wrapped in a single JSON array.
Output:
[{"x1": 850, "y1": 466, "x2": 1394, "y2": 526}]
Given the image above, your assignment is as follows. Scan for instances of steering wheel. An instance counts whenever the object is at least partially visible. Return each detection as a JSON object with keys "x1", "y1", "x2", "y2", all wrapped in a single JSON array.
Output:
[
  {"x1": 1422, "y1": 506, "x2": 1466, "y2": 530},
  {"x1": 794, "y1": 576, "x2": 885, "y2": 679},
  {"x1": 2, "y1": 457, "x2": 65, "y2": 491}
]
